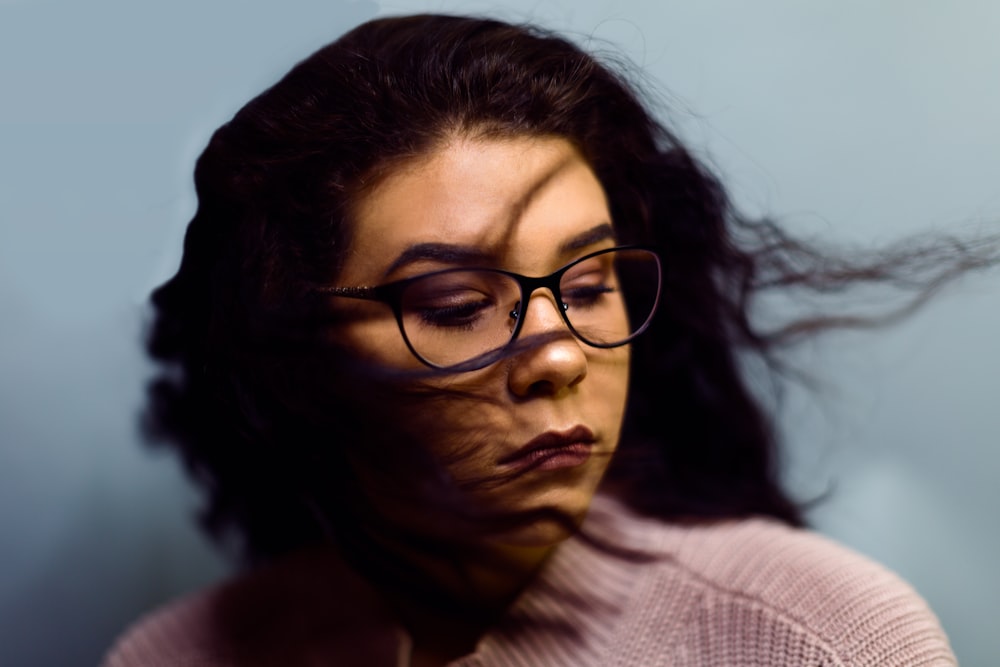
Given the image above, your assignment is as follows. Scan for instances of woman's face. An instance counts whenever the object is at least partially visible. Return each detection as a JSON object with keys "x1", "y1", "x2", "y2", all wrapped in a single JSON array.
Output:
[{"x1": 335, "y1": 136, "x2": 630, "y2": 547}]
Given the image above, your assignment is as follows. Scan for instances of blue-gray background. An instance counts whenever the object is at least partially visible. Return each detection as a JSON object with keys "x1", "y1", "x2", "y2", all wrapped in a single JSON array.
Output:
[{"x1": 1, "y1": 1, "x2": 997, "y2": 664}]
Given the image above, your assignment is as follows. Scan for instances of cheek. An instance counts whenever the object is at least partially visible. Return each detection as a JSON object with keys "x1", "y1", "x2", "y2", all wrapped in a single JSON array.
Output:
[
  {"x1": 590, "y1": 345, "x2": 630, "y2": 400},
  {"x1": 332, "y1": 302, "x2": 421, "y2": 369},
  {"x1": 597, "y1": 354, "x2": 631, "y2": 442},
  {"x1": 404, "y1": 369, "x2": 510, "y2": 456}
]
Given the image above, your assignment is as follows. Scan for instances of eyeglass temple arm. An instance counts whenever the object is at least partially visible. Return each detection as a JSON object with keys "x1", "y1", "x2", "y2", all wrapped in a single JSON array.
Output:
[{"x1": 321, "y1": 286, "x2": 378, "y2": 300}]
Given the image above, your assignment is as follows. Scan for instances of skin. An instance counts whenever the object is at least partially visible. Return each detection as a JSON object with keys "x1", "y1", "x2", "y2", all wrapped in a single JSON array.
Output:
[{"x1": 333, "y1": 134, "x2": 631, "y2": 664}]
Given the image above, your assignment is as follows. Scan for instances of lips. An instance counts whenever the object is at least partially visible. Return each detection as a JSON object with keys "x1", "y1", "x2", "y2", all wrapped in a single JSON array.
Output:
[{"x1": 499, "y1": 425, "x2": 596, "y2": 472}]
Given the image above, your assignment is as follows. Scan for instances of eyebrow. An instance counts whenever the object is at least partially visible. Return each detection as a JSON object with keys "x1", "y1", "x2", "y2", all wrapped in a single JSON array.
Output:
[
  {"x1": 382, "y1": 223, "x2": 617, "y2": 279},
  {"x1": 382, "y1": 244, "x2": 495, "y2": 279},
  {"x1": 558, "y1": 222, "x2": 616, "y2": 253}
]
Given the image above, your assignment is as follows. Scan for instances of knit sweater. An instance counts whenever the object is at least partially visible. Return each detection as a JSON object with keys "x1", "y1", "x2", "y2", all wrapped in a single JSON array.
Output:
[{"x1": 103, "y1": 496, "x2": 956, "y2": 666}]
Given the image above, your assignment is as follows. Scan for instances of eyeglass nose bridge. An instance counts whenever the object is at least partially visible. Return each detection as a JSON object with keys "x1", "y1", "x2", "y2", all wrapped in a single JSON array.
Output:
[{"x1": 507, "y1": 272, "x2": 574, "y2": 341}]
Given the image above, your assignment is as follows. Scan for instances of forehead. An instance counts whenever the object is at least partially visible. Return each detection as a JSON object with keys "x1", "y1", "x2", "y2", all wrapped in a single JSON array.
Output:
[{"x1": 342, "y1": 135, "x2": 612, "y2": 281}]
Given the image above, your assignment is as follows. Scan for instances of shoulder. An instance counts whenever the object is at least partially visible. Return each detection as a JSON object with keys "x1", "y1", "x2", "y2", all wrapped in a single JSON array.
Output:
[
  {"x1": 102, "y1": 585, "x2": 226, "y2": 667},
  {"x1": 101, "y1": 549, "x2": 403, "y2": 667},
  {"x1": 596, "y1": 500, "x2": 956, "y2": 666}
]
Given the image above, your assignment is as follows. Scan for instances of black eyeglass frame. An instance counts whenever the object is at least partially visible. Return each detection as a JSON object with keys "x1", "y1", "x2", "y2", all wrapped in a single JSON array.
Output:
[{"x1": 322, "y1": 245, "x2": 662, "y2": 371}]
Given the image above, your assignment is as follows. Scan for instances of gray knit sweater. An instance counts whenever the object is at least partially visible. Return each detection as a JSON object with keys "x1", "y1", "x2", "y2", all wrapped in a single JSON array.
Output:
[{"x1": 103, "y1": 496, "x2": 956, "y2": 666}]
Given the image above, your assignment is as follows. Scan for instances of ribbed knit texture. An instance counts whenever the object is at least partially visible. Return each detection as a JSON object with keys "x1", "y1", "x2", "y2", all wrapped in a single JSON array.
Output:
[{"x1": 103, "y1": 496, "x2": 956, "y2": 666}]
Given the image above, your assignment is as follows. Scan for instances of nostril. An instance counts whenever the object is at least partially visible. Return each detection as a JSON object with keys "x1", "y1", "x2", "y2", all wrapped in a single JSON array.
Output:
[{"x1": 525, "y1": 378, "x2": 555, "y2": 397}]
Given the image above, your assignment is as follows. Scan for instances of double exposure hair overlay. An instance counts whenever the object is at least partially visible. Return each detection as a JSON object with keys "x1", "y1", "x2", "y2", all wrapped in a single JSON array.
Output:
[{"x1": 145, "y1": 14, "x2": 997, "y2": 571}]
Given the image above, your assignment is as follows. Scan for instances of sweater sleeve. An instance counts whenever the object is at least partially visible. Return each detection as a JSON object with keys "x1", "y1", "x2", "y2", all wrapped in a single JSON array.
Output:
[{"x1": 617, "y1": 517, "x2": 957, "y2": 666}]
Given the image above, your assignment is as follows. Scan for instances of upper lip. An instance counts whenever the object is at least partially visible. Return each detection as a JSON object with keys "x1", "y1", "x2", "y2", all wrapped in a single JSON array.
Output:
[{"x1": 498, "y1": 425, "x2": 596, "y2": 465}]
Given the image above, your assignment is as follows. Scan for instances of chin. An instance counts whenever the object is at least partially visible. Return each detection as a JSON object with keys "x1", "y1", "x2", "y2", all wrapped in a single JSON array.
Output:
[
  {"x1": 490, "y1": 520, "x2": 579, "y2": 549},
  {"x1": 483, "y1": 482, "x2": 600, "y2": 548}
]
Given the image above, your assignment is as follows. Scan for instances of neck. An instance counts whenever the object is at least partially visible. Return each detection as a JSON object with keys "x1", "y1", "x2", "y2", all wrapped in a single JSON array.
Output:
[
  {"x1": 381, "y1": 534, "x2": 556, "y2": 609},
  {"x1": 364, "y1": 530, "x2": 560, "y2": 661}
]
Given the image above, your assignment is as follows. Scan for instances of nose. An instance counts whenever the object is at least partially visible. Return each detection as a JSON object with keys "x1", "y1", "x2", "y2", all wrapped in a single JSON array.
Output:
[{"x1": 507, "y1": 290, "x2": 588, "y2": 397}]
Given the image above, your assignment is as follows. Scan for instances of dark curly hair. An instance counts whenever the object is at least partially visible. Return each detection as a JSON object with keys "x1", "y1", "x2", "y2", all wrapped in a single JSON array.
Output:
[{"x1": 145, "y1": 14, "x2": 995, "y2": 566}]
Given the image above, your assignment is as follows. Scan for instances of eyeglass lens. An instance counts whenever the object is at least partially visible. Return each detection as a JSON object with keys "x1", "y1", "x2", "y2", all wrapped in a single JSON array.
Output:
[{"x1": 396, "y1": 248, "x2": 660, "y2": 368}]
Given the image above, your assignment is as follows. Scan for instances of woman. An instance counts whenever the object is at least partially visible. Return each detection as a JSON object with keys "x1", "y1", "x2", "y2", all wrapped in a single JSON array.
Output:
[{"x1": 105, "y1": 14, "x2": 963, "y2": 666}]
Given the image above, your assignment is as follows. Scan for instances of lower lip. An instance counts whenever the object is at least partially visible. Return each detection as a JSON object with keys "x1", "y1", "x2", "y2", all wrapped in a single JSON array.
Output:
[{"x1": 512, "y1": 442, "x2": 592, "y2": 472}]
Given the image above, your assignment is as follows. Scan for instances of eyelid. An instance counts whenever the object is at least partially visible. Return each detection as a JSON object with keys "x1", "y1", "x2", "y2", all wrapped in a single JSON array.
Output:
[{"x1": 563, "y1": 250, "x2": 613, "y2": 274}]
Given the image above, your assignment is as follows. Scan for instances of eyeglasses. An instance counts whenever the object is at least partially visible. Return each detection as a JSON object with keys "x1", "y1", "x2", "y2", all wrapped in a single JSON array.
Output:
[{"x1": 322, "y1": 246, "x2": 662, "y2": 371}]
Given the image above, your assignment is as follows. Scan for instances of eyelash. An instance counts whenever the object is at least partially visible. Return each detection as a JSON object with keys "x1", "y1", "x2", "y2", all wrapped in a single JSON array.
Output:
[{"x1": 416, "y1": 299, "x2": 493, "y2": 329}]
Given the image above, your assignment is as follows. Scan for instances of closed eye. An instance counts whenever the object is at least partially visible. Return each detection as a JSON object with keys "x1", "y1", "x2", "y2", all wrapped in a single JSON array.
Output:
[
  {"x1": 412, "y1": 296, "x2": 495, "y2": 330},
  {"x1": 562, "y1": 283, "x2": 617, "y2": 309}
]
